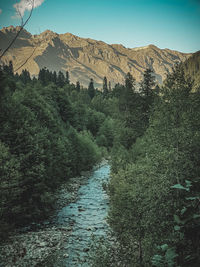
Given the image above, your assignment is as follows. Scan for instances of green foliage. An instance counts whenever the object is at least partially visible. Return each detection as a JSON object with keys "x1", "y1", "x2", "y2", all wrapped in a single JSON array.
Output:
[
  {"x1": 152, "y1": 245, "x2": 177, "y2": 267},
  {"x1": 125, "y1": 72, "x2": 135, "y2": 90},
  {"x1": 0, "y1": 141, "x2": 21, "y2": 238},
  {"x1": 1, "y1": 61, "x2": 199, "y2": 266},
  {"x1": 96, "y1": 118, "x2": 114, "y2": 149},
  {"x1": 103, "y1": 76, "x2": 109, "y2": 98},
  {"x1": 88, "y1": 236, "x2": 120, "y2": 267},
  {"x1": 86, "y1": 109, "x2": 106, "y2": 136},
  {"x1": 88, "y1": 78, "x2": 95, "y2": 99},
  {"x1": 108, "y1": 64, "x2": 200, "y2": 266},
  {"x1": 0, "y1": 66, "x2": 108, "y2": 238}
]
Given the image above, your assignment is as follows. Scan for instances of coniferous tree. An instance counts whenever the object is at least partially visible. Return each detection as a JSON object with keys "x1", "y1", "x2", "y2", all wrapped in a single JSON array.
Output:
[
  {"x1": 32, "y1": 76, "x2": 37, "y2": 83},
  {"x1": 103, "y1": 76, "x2": 109, "y2": 97},
  {"x1": 125, "y1": 72, "x2": 135, "y2": 91},
  {"x1": 76, "y1": 81, "x2": 81, "y2": 92},
  {"x1": 117, "y1": 73, "x2": 143, "y2": 147},
  {"x1": 139, "y1": 68, "x2": 156, "y2": 124},
  {"x1": 38, "y1": 68, "x2": 47, "y2": 85},
  {"x1": 57, "y1": 71, "x2": 65, "y2": 87},
  {"x1": 88, "y1": 78, "x2": 95, "y2": 99},
  {"x1": 3, "y1": 61, "x2": 14, "y2": 76},
  {"x1": 119, "y1": 72, "x2": 136, "y2": 114},
  {"x1": 139, "y1": 68, "x2": 155, "y2": 97},
  {"x1": 109, "y1": 81, "x2": 111, "y2": 91},
  {"x1": 20, "y1": 69, "x2": 31, "y2": 84},
  {"x1": 65, "y1": 71, "x2": 70, "y2": 85},
  {"x1": 8, "y1": 61, "x2": 14, "y2": 76},
  {"x1": 53, "y1": 71, "x2": 57, "y2": 84}
]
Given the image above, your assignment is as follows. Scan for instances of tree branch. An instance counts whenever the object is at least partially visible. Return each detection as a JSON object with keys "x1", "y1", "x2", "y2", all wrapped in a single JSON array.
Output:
[
  {"x1": 0, "y1": 0, "x2": 34, "y2": 60},
  {"x1": 14, "y1": 46, "x2": 37, "y2": 72}
]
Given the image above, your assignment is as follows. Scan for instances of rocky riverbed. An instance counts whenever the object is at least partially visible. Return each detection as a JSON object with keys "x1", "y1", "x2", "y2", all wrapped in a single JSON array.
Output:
[
  {"x1": 0, "y1": 226, "x2": 71, "y2": 267},
  {"x1": 0, "y1": 160, "x2": 109, "y2": 267}
]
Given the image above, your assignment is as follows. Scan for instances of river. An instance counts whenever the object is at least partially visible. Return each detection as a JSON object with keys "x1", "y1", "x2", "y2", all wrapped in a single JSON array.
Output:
[
  {"x1": 52, "y1": 163, "x2": 110, "y2": 266},
  {"x1": 0, "y1": 163, "x2": 110, "y2": 267}
]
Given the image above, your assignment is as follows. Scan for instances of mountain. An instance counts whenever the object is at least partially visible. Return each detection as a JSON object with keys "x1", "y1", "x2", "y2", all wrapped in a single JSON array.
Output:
[
  {"x1": 0, "y1": 26, "x2": 192, "y2": 88},
  {"x1": 183, "y1": 51, "x2": 200, "y2": 91}
]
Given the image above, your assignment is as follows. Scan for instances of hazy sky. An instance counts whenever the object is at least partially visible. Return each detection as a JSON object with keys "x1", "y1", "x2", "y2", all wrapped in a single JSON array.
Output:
[{"x1": 0, "y1": 0, "x2": 199, "y2": 52}]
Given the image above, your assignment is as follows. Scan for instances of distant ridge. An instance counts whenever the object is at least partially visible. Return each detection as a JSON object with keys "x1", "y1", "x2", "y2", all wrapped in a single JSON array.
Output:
[{"x1": 0, "y1": 26, "x2": 192, "y2": 87}]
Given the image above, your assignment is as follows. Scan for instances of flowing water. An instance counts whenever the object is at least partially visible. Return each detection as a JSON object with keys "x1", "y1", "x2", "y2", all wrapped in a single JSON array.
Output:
[{"x1": 55, "y1": 163, "x2": 110, "y2": 266}]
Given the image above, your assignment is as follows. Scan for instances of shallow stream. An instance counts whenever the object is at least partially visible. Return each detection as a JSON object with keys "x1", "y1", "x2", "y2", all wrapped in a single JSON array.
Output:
[{"x1": 54, "y1": 163, "x2": 110, "y2": 266}]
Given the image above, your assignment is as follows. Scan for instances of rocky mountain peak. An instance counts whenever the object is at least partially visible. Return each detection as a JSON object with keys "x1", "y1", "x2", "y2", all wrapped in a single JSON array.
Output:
[
  {"x1": 0, "y1": 26, "x2": 192, "y2": 87},
  {"x1": 1, "y1": 25, "x2": 31, "y2": 38},
  {"x1": 37, "y1": 30, "x2": 58, "y2": 40}
]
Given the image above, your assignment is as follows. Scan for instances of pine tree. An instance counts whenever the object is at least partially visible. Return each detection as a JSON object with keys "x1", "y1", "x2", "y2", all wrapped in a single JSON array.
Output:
[
  {"x1": 3, "y1": 61, "x2": 14, "y2": 76},
  {"x1": 38, "y1": 68, "x2": 47, "y2": 85},
  {"x1": 139, "y1": 68, "x2": 156, "y2": 124},
  {"x1": 109, "y1": 81, "x2": 111, "y2": 91},
  {"x1": 53, "y1": 71, "x2": 57, "y2": 84},
  {"x1": 57, "y1": 71, "x2": 65, "y2": 87},
  {"x1": 103, "y1": 76, "x2": 109, "y2": 97},
  {"x1": 8, "y1": 61, "x2": 14, "y2": 76},
  {"x1": 125, "y1": 72, "x2": 135, "y2": 91},
  {"x1": 88, "y1": 78, "x2": 95, "y2": 99},
  {"x1": 139, "y1": 68, "x2": 155, "y2": 97},
  {"x1": 20, "y1": 69, "x2": 31, "y2": 84},
  {"x1": 65, "y1": 71, "x2": 70, "y2": 85},
  {"x1": 76, "y1": 81, "x2": 80, "y2": 92}
]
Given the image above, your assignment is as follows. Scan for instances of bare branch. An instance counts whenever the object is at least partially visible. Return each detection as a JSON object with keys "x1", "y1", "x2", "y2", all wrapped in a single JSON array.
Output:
[
  {"x1": 0, "y1": 0, "x2": 35, "y2": 60},
  {"x1": 14, "y1": 46, "x2": 37, "y2": 72},
  {"x1": 16, "y1": 5, "x2": 24, "y2": 26}
]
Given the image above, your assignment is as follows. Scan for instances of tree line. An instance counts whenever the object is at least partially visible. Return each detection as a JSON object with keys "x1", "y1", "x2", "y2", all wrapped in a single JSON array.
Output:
[{"x1": 1, "y1": 61, "x2": 199, "y2": 266}]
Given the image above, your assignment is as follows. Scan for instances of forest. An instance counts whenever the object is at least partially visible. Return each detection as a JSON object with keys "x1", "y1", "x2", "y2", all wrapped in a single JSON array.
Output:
[{"x1": 0, "y1": 56, "x2": 200, "y2": 266}]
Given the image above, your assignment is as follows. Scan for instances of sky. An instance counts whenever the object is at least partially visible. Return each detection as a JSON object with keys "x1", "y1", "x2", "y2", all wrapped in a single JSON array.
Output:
[{"x1": 0, "y1": 0, "x2": 199, "y2": 53}]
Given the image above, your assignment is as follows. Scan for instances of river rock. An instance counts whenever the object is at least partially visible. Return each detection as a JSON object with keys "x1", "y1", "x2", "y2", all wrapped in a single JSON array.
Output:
[
  {"x1": 0, "y1": 160, "x2": 110, "y2": 267},
  {"x1": 78, "y1": 208, "x2": 86, "y2": 212},
  {"x1": 38, "y1": 241, "x2": 47, "y2": 247},
  {"x1": 83, "y1": 247, "x2": 90, "y2": 252}
]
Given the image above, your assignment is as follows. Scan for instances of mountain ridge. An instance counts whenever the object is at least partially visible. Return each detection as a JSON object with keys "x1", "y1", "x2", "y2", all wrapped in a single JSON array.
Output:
[{"x1": 0, "y1": 26, "x2": 192, "y2": 87}]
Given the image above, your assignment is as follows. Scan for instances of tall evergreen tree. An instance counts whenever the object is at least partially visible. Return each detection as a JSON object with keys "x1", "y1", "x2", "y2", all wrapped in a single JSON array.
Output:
[
  {"x1": 76, "y1": 81, "x2": 81, "y2": 92},
  {"x1": 38, "y1": 68, "x2": 47, "y2": 85},
  {"x1": 53, "y1": 71, "x2": 57, "y2": 84},
  {"x1": 8, "y1": 61, "x2": 14, "y2": 76},
  {"x1": 3, "y1": 61, "x2": 14, "y2": 76},
  {"x1": 57, "y1": 71, "x2": 65, "y2": 87},
  {"x1": 103, "y1": 76, "x2": 109, "y2": 97},
  {"x1": 139, "y1": 68, "x2": 156, "y2": 124},
  {"x1": 20, "y1": 69, "x2": 31, "y2": 84},
  {"x1": 109, "y1": 81, "x2": 111, "y2": 91},
  {"x1": 65, "y1": 71, "x2": 70, "y2": 85},
  {"x1": 88, "y1": 78, "x2": 95, "y2": 99},
  {"x1": 117, "y1": 73, "x2": 143, "y2": 147},
  {"x1": 125, "y1": 72, "x2": 135, "y2": 91},
  {"x1": 139, "y1": 68, "x2": 155, "y2": 97}
]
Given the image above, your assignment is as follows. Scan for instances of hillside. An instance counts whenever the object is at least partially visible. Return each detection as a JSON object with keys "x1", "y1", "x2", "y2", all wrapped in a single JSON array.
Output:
[
  {"x1": 183, "y1": 50, "x2": 200, "y2": 91},
  {"x1": 0, "y1": 26, "x2": 192, "y2": 87}
]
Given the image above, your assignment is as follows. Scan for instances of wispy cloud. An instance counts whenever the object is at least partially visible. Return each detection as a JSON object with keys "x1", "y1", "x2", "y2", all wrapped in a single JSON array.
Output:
[
  {"x1": 0, "y1": 9, "x2": 2, "y2": 15},
  {"x1": 13, "y1": 0, "x2": 45, "y2": 18}
]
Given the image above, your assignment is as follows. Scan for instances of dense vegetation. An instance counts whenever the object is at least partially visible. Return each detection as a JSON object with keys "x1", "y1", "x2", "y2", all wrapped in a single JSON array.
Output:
[
  {"x1": 0, "y1": 64, "x2": 114, "y2": 239},
  {"x1": 0, "y1": 58, "x2": 199, "y2": 266},
  {"x1": 106, "y1": 65, "x2": 200, "y2": 266},
  {"x1": 89, "y1": 63, "x2": 200, "y2": 266}
]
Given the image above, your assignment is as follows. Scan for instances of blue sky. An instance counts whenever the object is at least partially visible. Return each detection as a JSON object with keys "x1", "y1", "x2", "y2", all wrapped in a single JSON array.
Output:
[{"x1": 0, "y1": 0, "x2": 199, "y2": 52}]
